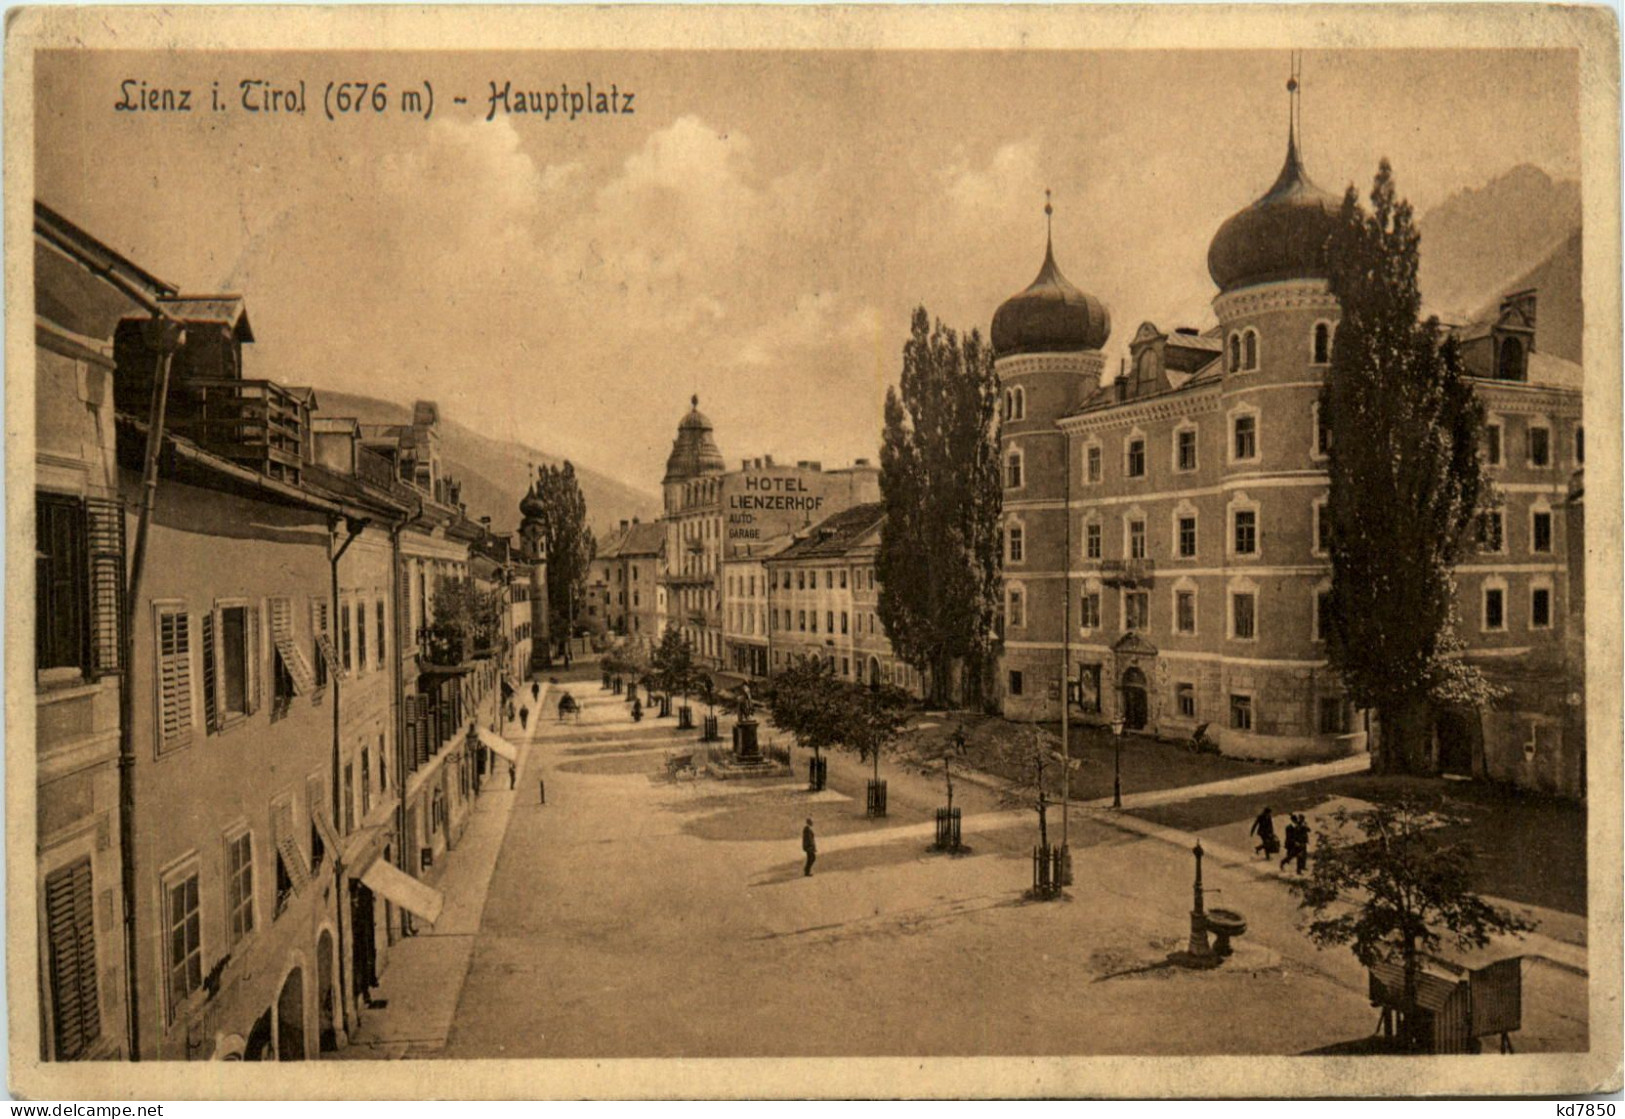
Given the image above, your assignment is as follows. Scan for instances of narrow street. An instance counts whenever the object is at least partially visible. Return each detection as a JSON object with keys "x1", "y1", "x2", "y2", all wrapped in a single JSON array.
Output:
[{"x1": 391, "y1": 662, "x2": 1593, "y2": 1059}]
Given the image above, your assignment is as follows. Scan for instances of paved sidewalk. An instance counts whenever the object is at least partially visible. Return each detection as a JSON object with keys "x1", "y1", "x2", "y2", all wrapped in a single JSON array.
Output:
[{"x1": 337, "y1": 678, "x2": 549, "y2": 1058}]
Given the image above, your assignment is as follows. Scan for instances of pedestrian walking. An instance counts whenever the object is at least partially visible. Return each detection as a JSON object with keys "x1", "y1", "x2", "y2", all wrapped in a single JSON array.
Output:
[
  {"x1": 508, "y1": 761, "x2": 517, "y2": 789},
  {"x1": 519, "y1": 705, "x2": 529, "y2": 730},
  {"x1": 1279, "y1": 813, "x2": 1302, "y2": 871},
  {"x1": 1249, "y1": 806, "x2": 1279, "y2": 859},
  {"x1": 801, "y1": 818, "x2": 817, "y2": 877},
  {"x1": 532, "y1": 681, "x2": 540, "y2": 702},
  {"x1": 1290, "y1": 814, "x2": 1311, "y2": 873}
]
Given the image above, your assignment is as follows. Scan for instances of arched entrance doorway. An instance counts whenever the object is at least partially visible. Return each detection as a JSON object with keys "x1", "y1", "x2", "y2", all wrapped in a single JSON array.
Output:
[
  {"x1": 868, "y1": 657, "x2": 881, "y2": 687},
  {"x1": 316, "y1": 930, "x2": 338, "y2": 1053},
  {"x1": 244, "y1": 1009, "x2": 273, "y2": 1061},
  {"x1": 276, "y1": 967, "x2": 305, "y2": 1061},
  {"x1": 1121, "y1": 666, "x2": 1149, "y2": 731}
]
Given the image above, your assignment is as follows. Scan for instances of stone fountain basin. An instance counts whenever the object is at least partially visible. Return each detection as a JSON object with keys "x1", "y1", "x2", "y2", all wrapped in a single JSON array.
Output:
[{"x1": 1205, "y1": 908, "x2": 1247, "y2": 937}]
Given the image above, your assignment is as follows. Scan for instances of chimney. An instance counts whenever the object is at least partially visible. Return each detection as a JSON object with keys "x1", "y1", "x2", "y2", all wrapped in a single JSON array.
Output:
[
  {"x1": 765, "y1": 455, "x2": 774, "y2": 467},
  {"x1": 632, "y1": 516, "x2": 639, "y2": 525},
  {"x1": 620, "y1": 520, "x2": 629, "y2": 531},
  {"x1": 854, "y1": 457, "x2": 870, "y2": 466}
]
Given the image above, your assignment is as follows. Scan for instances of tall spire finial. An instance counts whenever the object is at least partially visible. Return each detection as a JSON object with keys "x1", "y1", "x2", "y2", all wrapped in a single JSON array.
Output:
[
  {"x1": 1287, "y1": 50, "x2": 1302, "y2": 155},
  {"x1": 1043, "y1": 188, "x2": 1055, "y2": 263},
  {"x1": 691, "y1": 393, "x2": 699, "y2": 409}
]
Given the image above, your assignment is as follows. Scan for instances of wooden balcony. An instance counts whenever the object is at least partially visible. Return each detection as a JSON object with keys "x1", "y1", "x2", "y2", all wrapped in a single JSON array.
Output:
[{"x1": 168, "y1": 378, "x2": 308, "y2": 484}]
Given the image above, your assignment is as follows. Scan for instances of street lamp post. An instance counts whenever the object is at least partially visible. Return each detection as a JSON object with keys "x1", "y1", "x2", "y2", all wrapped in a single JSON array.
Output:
[{"x1": 1111, "y1": 708, "x2": 1126, "y2": 810}]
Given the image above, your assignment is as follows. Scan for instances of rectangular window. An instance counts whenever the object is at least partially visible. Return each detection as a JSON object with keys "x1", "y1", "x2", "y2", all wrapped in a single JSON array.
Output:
[
  {"x1": 36, "y1": 493, "x2": 86, "y2": 672},
  {"x1": 1316, "y1": 590, "x2": 1332, "y2": 641},
  {"x1": 1318, "y1": 697, "x2": 1348, "y2": 735},
  {"x1": 825, "y1": 571, "x2": 833, "y2": 590},
  {"x1": 209, "y1": 603, "x2": 260, "y2": 723},
  {"x1": 225, "y1": 830, "x2": 254, "y2": 945},
  {"x1": 1008, "y1": 670, "x2": 1024, "y2": 697},
  {"x1": 1125, "y1": 591, "x2": 1149, "y2": 631},
  {"x1": 840, "y1": 570, "x2": 848, "y2": 590},
  {"x1": 1086, "y1": 523, "x2": 1102, "y2": 560},
  {"x1": 1176, "y1": 591, "x2": 1195, "y2": 634},
  {"x1": 1316, "y1": 409, "x2": 1333, "y2": 457},
  {"x1": 1008, "y1": 526, "x2": 1024, "y2": 562},
  {"x1": 841, "y1": 657, "x2": 849, "y2": 677},
  {"x1": 165, "y1": 869, "x2": 202, "y2": 1020},
  {"x1": 841, "y1": 612, "x2": 849, "y2": 635},
  {"x1": 1485, "y1": 424, "x2": 1502, "y2": 466},
  {"x1": 1177, "y1": 683, "x2": 1196, "y2": 719},
  {"x1": 798, "y1": 611, "x2": 805, "y2": 632},
  {"x1": 1129, "y1": 520, "x2": 1146, "y2": 560},
  {"x1": 1532, "y1": 587, "x2": 1552, "y2": 628},
  {"x1": 1080, "y1": 592, "x2": 1101, "y2": 629},
  {"x1": 155, "y1": 607, "x2": 194, "y2": 753},
  {"x1": 341, "y1": 602, "x2": 353, "y2": 672},
  {"x1": 1232, "y1": 592, "x2": 1256, "y2": 639},
  {"x1": 1086, "y1": 445, "x2": 1101, "y2": 483},
  {"x1": 1127, "y1": 439, "x2": 1146, "y2": 478},
  {"x1": 44, "y1": 858, "x2": 101, "y2": 1059},
  {"x1": 1529, "y1": 426, "x2": 1550, "y2": 467},
  {"x1": 826, "y1": 611, "x2": 834, "y2": 633},
  {"x1": 1478, "y1": 511, "x2": 1505, "y2": 553},
  {"x1": 1008, "y1": 590, "x2": 1025, "y2": 628},
  {"x1": 1234, "y1": 415, "x2": 1257, "y2": 460},
  {"x1": 1484, "y1": 587, "x2": 1505, "y2": 631},
  {"x1": 1177, "y1": 429, "x2": 1198, "y2": 472},
  {"x1": 1316, "y1": 504, "x2": 1331, "y2": 555},
  {"x1": 810, "y1": 612, "x2": 818, "y2": 634},
  {"x1": 1007, "y1": 454, "x2": 1023, "y2": 488},
  {"x1": 356, "y1": 599, "x2": 368, "y2": 674},
  {"x1": 343, "y1": 763, "x2": 356, "y2": 834},
  {"x1": 1234, "y1": 510, "x2": 1257, "y2": 555},
  {"x1": 1230, "y1": 694, "x2": 1253, "y2": 731},
  {"x1": 376, "y1": 600, "x2": 387, "y2": 668},
  {"x1": 1178, "y1": 516, "x2": 1197, "y2": 558},
  {"x1": 1532, "y1": 512, "x2": 1553, "y2": 554}
]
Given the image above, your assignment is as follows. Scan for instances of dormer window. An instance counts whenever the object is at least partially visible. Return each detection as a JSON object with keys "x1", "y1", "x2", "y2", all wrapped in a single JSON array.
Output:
[{"x1": 1497, "y1": 336, "x2": 1526, "y2": 381}]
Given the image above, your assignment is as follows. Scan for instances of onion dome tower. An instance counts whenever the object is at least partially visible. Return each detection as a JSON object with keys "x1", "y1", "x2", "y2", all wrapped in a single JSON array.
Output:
[
  {"x1": 994, "y1": 193, "x2": 1112, "y2": 724},
  {"x1": 1206, "y1": 76, "x2": 1341, "y2": 295},
  {"x1": 993, "y1": 197, "x2": 1112, "y2": 359},
  {"x1": 662, "y1": 394, "x2": 726, "y2": 515}
]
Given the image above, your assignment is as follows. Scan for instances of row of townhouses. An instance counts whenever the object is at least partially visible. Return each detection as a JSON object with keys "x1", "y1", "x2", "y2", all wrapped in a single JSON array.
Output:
[
  {"x1": 34, "y1": 202, "x2": 548, "y2": 1061},
  {"x1": 620, "y1": 113, "x2": 1585, "y2": 803}
]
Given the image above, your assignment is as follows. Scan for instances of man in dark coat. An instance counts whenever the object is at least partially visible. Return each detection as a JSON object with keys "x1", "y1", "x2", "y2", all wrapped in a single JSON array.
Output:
[
  {"x1": 1249, "y1": 806, "x2": 1279, "y2": 859},
  {"x1": 802, "y1": 818, "x2": 817, "y2": 877}
]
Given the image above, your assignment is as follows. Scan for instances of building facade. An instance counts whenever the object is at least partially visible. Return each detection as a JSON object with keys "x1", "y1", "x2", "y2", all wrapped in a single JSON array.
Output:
[
  {"x1": 997, "y1": 112, "x2": 1582, "y2": 772},
  {"x1": 764, "y1": 503, "x2": 924, "y2": 696},
  {"x1": 593, "y1": 519, "x2": 664, "y2": 642}
]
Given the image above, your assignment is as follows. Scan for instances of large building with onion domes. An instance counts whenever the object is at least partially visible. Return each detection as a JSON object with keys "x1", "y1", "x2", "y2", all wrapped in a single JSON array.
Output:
[{"x1": 997, "y1": 76, "x2": 1583, "y2": 783}]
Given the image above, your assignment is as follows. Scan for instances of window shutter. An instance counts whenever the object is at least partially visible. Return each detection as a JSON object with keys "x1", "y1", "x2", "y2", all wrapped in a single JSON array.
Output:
[
  {"x1": 397, "y1": 561, "x2": 412, "y2": 653},
  {"x1": 199, "y1": 609, "x2": 221, "y2": 733},
  {"x1": 270, "y1": 599, "x2": 316, "y2": 695},
  {"x1": 403, "y1": 698, "x2": 419, "y2": 772},
  {"x1": 157, "y1": 609, "x2": 195, "y2": 751},
  {"x1": 45, "y1": 858, "x2": 100, "y2": 1060},
  {"x1": 245, "y1": 604, "x2": 262, "y2": 715},
  {"x1": 84, "y1": 497, "x2": 125, "y2": 678},
  {"x1": 415, "y1": 696, "x2": 431, "y2": 766},
  {"x1": 274, "y1": 802, "x2": 310, "y2": 891}
]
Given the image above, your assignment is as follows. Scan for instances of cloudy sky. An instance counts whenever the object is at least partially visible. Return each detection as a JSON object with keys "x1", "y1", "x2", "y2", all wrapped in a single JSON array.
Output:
[{"x1": 37, "y1": 49, "x2": 1578, "y2": 498}]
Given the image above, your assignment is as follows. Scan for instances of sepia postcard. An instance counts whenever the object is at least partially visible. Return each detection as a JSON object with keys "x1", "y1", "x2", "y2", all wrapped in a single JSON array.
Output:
[{"x1": 5, "y1": 3, "x2": 1621, "y2": 1101}]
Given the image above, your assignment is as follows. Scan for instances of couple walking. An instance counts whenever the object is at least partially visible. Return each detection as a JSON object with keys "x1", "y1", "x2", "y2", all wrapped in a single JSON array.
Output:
[{"x1": 1249, "y1": 806, "x2": 1311, "y2": 873}]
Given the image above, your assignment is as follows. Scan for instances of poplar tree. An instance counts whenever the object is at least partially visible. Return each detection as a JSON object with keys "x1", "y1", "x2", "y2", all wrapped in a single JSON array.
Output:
[
  {"x1": 1321, "y1": 161, "x2": 1494, "y2": 775},
  {"x1": 531, "y1": 461, "x2": 597, "y2": 643},
  {"x1": 877, "y1": 308, "x2": 1002, "y2": 707}
]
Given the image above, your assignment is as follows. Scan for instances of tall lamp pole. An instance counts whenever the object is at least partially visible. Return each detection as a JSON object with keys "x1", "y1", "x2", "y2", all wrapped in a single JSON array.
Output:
[{"x1": 1111, "y1": 702, "x2": 1126, "y2": 809}]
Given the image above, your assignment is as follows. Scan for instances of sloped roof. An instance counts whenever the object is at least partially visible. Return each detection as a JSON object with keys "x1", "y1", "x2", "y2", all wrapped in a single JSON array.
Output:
[
  {"x1": 770, "y1": 502, "x2": 885, "y2": 562},
  {"x1": 600, "y1": 522, "x2": 664, "y2": 558},
  {"x1": 160, "y1": 294, "x2": 254, "y2": 341}
]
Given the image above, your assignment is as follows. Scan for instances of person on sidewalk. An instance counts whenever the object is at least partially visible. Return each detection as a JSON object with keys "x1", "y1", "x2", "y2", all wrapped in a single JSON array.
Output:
[
  {"x1": 802, "y1": 818, "x2": 817, "y2": 877},
  {"x1": 1279, "y1": 814, "x2": 1302, "y2": 872},
  {"x1": 1250, "y1": 806, "x2": 1279, "y2": 859},
  {"x1": 532, "y1": 681, "x2": 540, "y2": 702},
  {"x1": 1289, "y1": 814, "x2": 1311, "y2": 873},
  {"x1": 508, "y1": 761, "x2": 517, "y2": 789},
  {"x1": 519, "y1": 706, "x2": 530, "y2": 731}
]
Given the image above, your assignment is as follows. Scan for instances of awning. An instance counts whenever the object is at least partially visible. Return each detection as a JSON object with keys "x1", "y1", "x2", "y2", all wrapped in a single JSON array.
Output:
[
  {"x1": 477, "y1": 724, "x2": 519, "y2": 763},
  {"x1": 312, "y1": 807, "x2": 343, "y2": 861},
  {"x1": 361, "y1": 859, "x2": 444, "y2": 925}
]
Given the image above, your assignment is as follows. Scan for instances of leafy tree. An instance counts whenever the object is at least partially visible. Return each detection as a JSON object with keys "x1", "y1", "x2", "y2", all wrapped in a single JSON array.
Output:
[
  {"x1": 877, "y1": 307, "x2": 1002, "y2": 707},
  {"x1": 651, "y1": 628, "x2": 696, "y2": 707},
  {"x1": 1292, "y1": 797, "x2": 1532, "y2": 1052},
  {"x1": 764, "y1": 656, "x2": 845, "y2": 764},
  {"x1": 844, "y1": 682, "x2": 914, "y2": 786},
  {"x1": 425, "y1": 576, "x2": 503, "y2": 664},
  {"x1": 993, "y1": 724, "x2": 1071, "y2": 851},
  {"x1": 1321, "y1": 161, "x2": 1496, "y2": 774},
  {"x1": 529, "y1": 462, "x2": 597, "y2": 650}
]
